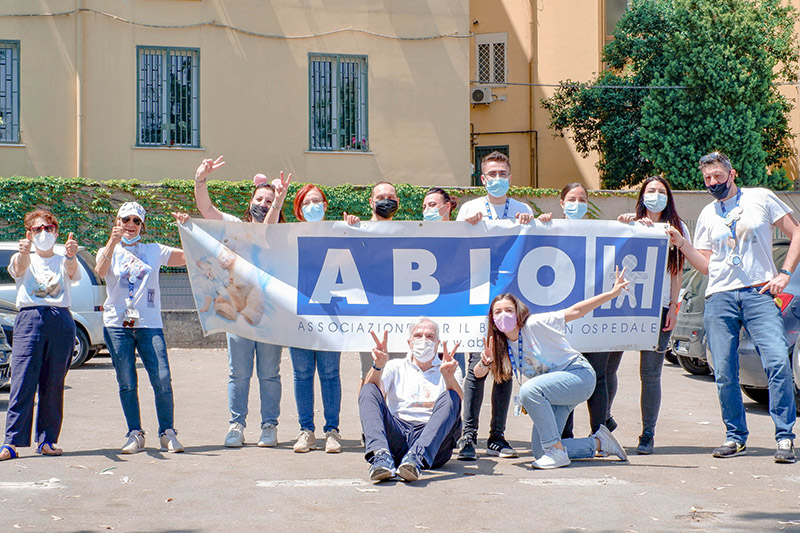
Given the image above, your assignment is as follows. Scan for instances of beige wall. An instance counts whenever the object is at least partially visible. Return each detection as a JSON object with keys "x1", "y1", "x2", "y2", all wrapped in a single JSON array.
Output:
[{"x1": 0, "y1": 0, "x2": 470, "y2": 185}]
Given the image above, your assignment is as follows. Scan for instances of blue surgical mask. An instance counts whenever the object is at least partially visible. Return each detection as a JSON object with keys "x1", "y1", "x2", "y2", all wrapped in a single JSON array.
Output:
[
  {"x1": 563, "y1": 201, "x2": 587, "y2": 220},
  {"x1": 302, "y1": 202, "x2": 325, "y2": 222},
  {"x1": 423, "y1": 207, "x2": 443, "y2": 221},
  {"x1": 485, "y1": 178, "x2": 510, "y2": 198},
  {"x1": 643, "y1": 192, "x2": 668, "y2": 213},
  {"x1": 121, "y1": 234, "x2": 141, "y2": 245}
]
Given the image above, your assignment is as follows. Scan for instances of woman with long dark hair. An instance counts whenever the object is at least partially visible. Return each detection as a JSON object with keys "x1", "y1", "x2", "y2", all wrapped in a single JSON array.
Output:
[{"x1": 607, "y1": 176, "x2": 689, "y2": 454}]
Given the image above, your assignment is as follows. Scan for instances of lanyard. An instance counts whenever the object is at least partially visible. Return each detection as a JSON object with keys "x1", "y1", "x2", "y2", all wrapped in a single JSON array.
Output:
[
  {"x1": 485, "y1": 198, "x2": 510, "y2": 220},
  {"x1": 718, "y1": 189, "x2": 742, "y2": 247},
  {"x1": 507, "y1": 336, "x2": 523, "y2": 382}
]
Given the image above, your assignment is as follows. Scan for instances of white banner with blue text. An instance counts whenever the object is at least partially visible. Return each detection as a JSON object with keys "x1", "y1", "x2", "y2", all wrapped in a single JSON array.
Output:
[{"x1": 177, "y1": 218, "x2": 669, "y2": 353}]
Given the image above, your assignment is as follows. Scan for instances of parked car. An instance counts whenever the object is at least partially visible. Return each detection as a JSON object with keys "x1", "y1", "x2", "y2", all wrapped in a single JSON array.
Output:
[
  {"x1": 0, "y1": 301, "x2": 11, "y2": 388},
  {"x1": 669, "y1": 239, "x2": 800, "y2": 413},
  {"x1": 0, "y1": 242, "x2": 107, "y2": 368}
]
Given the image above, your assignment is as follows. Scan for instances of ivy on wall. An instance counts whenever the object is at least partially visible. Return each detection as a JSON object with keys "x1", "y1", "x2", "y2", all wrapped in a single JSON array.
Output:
[{"x1": 0, "y1": 177, "x2": 625, "y2": 252}]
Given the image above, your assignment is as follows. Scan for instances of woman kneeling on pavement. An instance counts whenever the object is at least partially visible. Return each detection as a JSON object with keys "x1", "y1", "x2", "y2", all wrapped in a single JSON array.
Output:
[
  {"x1": 96, "y1": 202, "x2": 187, "y2": 454},
  {"x1": 476, "y1": 269, "x2": 631, "y2": 469},
  {"x1": 1, "y1": 210, "x2": 79, "y2": 461}
]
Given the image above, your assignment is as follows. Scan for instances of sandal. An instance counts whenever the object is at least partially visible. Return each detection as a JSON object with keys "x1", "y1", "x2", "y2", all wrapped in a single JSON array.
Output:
[
  {"x1": 0, "y1": 444, "x2": 18, "y2": 461},
  {"x1": 36, "y1": 442, "x2": 62, "y2": 456}
]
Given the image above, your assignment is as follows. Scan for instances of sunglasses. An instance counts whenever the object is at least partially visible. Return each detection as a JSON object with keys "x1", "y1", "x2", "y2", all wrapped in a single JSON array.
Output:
[
  {"x1": 30, "y1": 224, "x2": 57, "y2": 234},
  {"x1": 699, "y1": 152, "x2": 730, "y2": 166},
  {"x1": 121, "y1": 217, "x2": 142, "y2": 226},
  {"x1": 122, "y1": 318, "x2": 137, "y2": 328}
]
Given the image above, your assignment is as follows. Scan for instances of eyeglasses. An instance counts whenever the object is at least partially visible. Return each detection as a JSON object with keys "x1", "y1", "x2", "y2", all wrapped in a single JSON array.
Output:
[
  {"x1": 30, "y1": 224, "x2": 57, "y2": 234},
  {"x1": 699, "y1": 152, "x2": 730, "y2": 166},
  {"x1": 484, "y1": 171, "x2": 510, "y2": 179},
  {"x1": 121, "y1": 217, "x2": 142, "y2": 226}
]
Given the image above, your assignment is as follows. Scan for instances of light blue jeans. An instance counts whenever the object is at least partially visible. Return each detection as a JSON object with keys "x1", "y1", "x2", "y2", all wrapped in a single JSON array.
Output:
[
  {"x1": 227, "y1": 333, "x2": 282, "y2": 428},
  {"x1": 105, "y1": 327, "x2": 174, "y2": 436},
  {"x1": 704, "y1": 287, "x2": 796, "y2": 443},
  {"x1": 519, "y1": 357, "x2": 598, "y2": 460},
  {"x1": 289, "y1": 347, "x2": 341, "y2": 433}
]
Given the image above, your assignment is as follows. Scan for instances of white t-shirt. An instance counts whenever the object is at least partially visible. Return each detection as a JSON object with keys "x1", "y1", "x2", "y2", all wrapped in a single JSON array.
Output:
[
  {"x1": 381, "y1": 354, "x2": 463, "y2": 424},
  {"x1": 456, "y1": 196, "x2": 533, "y2": 222},
  {"x1": 100, "y1": 243, "x2": 174, "y2": 328},
  {"x1": 221, "y1": 212, "x2": 242, "y2": 223},
  {"x1": 658, "y1": 221, "x2": 691, "y2": 308},
  {"x1": 694, "y1": 188, "x2": 791, "y2": 296},
  {"x1": 9, "y1": 251, "x2": 78, "y2": 309},
  {"x1": 507, "y1": 311, "x2": 581, "y2": 380}
]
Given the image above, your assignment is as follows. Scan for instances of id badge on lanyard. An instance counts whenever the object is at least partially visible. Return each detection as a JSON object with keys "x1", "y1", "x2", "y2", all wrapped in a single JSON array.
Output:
[{"x1": 508, "y1": 337, "x2": 526, "y2": 416}]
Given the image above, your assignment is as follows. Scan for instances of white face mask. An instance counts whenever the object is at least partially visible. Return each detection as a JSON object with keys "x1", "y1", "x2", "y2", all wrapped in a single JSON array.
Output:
[
  {"x1": 411, "y1": 338, "x2": 437, "y2": 363},
  {"x1": 33, "y1": 231, "x2": 57, "y2": 252}
]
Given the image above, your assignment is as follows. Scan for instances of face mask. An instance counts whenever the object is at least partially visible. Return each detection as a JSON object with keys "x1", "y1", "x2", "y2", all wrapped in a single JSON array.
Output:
[
  {"x1": 423, "y1": 207, "x2": 443, "y2": 222},
  {"x1": 411, "y1": 338, "x2": 437, "y2": 363},
  {"x1": 493, "y1": 311, "x2": 518, "y2": 333},
  {"x1": 250, "y1": 203, "x2": 269, "y2": 223},
  {"x1": 485, "y1": 178, "x2": 510, "y2": 198},
  {"x1": 706, "y1": 176, "x2": 731, "y2": 201},
  {"x1": 302, "y1": 202, "x2": 325, "y2": 222},
  {"x1": 643, "y1": 192, "x2": 668, "y2": 213},
  {"x1": 374, "y1": 198, "x2": 399, "y2": 219},
  {"x1": 563, "y1": 201, "x2": 588, "y2": 220},
  {"x1": 33, "y1": 231, "x2": 57, "y2": 252},
  {"x1": 121, "y1": 234, "x2": 141, "y2": 246}
]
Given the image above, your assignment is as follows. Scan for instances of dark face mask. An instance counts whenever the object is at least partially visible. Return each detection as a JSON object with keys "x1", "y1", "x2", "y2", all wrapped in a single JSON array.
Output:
[
  {"x1": 250, "y1": 203, "x2": 269, "y2": 223},
  {"x1": 374, "y1": 198, "x2": 399, "y2": 219},
  {"x1": 706, "y1": 175, "x2": 731, "y2": 201}
]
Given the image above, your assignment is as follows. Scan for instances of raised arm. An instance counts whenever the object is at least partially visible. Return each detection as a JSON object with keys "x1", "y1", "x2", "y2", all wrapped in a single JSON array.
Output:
[
  {"x1": 194, "y1": 156, "x2": 227, "y2": 220},
  {"x1": 364, "y1": 331, "x2": 390, "y2": 390},
  {"x1": 667, "y1": 226, "x2": 711, "y2": 275},
  {"x1": 266, "y1": 171, "x2": 292, "y2": 224},
  {"x1": 564, "y1": 266, "x2": 630, "y2": 323}
]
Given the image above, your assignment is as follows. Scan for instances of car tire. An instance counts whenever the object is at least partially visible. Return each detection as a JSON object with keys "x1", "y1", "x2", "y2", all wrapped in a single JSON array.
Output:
[
  {"x1": 85, "y1": 347, "x2": 99, "y2": 362},
  {"x1": 677, "y1": 354, "x2": 711, "y2": 375},
  {"x1": 70, "y1": 328, "x2": 90, "y2": 369},
  {"x1": 664, "y1": 348, "x2": 678, "y2": 365},
  {"x1": 740, "y1": 385, "x2": 770, "y2": 405}
]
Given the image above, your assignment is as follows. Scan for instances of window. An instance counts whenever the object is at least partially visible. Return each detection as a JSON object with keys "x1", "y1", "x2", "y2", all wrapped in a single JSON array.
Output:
[
  {"x1": 0, "y1": 41, "x2": 20, "y2": 144},
  {"x1": 308, "y1": 54, "x2": 368, "y2": 152},
  {"x1": 475, "y1": 33, "x2": 507, "y2": 85},
  {"x1": 137, "y1": 46, "x2": 200, "y2": 147},
  {"x1": 604, "y1": 0, "x2": 630, "y2": 46}
]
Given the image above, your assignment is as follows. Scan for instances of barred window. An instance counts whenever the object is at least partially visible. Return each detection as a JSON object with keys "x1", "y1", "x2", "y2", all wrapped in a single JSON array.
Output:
[
  {"x1": 0, "y1": 41, "x2": 20, "y2": 144},
  {"x1": 476, "y1": 33, "x2": 507, "y2": 85},
  {"x1": 309, "y1": 54, "x2": 368, "y2": 152},
  {"x1": 137, "y1": 46, "x2": 200, "y2": 147}
]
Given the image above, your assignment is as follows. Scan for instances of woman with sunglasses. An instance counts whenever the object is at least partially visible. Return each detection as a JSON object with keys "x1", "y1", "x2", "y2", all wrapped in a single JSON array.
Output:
[
  {"x1": 476, "y1": 269, "x2": 630, "y2": 469},
  {"x1": 193, "y1": 156, "x2": 285, "y2": 448},
  {"x1": 1, "y1": 210, "x2": 79, "y2": 461},
  {"x1": 95, "y1": 202, "x2": 187, "y2": 454}
]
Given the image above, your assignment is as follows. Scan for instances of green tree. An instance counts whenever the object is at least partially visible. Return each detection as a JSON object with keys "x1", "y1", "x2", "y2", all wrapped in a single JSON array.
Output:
[{"x1": 541, "y1": 0, "x2": 798, "y2": 190}]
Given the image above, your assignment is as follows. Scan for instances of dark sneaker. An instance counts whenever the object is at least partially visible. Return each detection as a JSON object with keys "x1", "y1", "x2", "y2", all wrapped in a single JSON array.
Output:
[
  {"x1": 712, "y1": 440, "x2": 746, "y2": 458},
  {"x1": 774, "y1": 439, "x2": 796, "y2": 464},
  {"x1": 397, "y1": 454, "x2": 423, "y2": 482},
  {"x1": 637, "y1": 432, "x2": 654, "y2": 455},
  {"x1": 369, "y1": 449, "x2": 396, "y2": 483},
  {"x1": 457, "y1": 437, "x2": 477, "y2": 461},
  {"x1": 486, "y1": 438, "x2": 518, "y2": 458}
]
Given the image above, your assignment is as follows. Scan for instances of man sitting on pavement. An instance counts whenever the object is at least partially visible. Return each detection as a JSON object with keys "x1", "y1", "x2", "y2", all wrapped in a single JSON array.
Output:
[{"x1": 359, "y1": 318, "x2": 463, "y2": 483}]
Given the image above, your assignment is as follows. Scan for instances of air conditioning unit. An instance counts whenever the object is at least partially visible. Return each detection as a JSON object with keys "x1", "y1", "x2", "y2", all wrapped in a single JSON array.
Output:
[{"x1": 470, "y1": 86, "x2": 492, "y2": 105}]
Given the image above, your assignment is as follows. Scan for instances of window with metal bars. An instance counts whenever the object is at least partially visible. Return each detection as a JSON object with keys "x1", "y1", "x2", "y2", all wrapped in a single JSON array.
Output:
[
  {"x1": 137, "y1": 46, "x2": 200, "y2": 147},
  {"x1": 475, "y1": 33, "x2": 507, "y2": 85},
  {"x1": 0, "y1": 41, "x2": 20, "y2": 144},
  {"x1": 308, "y1": 54, "x2": 368, "y2": 152}
]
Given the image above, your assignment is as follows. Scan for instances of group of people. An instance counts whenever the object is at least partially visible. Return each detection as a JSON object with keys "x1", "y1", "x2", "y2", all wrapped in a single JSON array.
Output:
[{"x1": 1, "y1": 150, "x2": 797, "y2": 484}]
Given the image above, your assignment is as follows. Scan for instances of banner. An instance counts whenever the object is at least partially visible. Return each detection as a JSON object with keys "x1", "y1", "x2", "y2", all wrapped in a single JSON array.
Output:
[{"x1": 178, "y1": 218, "x2": 669, "y2": 353}]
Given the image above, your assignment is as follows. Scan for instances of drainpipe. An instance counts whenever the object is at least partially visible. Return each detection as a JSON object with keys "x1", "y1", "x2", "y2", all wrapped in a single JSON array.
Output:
[
  {"x1": 529, "y1": 0, "x2": 537, "y2": 188},
  {"x1": 76, "y1": 0, "x2": 84, "y2": 178}
]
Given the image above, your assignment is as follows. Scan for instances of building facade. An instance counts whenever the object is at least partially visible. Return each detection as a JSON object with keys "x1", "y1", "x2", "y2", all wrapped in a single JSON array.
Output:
[{"x1": 0, "y1": 0, "x2": 470, "y2": 185}]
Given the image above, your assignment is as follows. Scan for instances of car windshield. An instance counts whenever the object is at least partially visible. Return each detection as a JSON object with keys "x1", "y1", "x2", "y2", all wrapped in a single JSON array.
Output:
[{"x1": 0, "y1": 250, "x2": 13, "y2": 284}]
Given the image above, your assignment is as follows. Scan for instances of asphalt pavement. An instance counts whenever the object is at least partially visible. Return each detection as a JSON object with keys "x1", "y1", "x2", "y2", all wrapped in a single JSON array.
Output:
[{"x1": 1, "y1": 348, "x2": 799, "y2": 532}]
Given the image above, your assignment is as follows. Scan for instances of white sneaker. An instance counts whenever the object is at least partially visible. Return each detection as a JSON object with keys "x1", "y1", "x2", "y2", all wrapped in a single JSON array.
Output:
[
  {"x1": 258, "y1": 424, "x2": 278, "y2": 447},
  {"x1": 532, "y1": 446, "x2": 571, "y2": 469},
  {"x1": 224, "y1": 423, "x2": 245, "y2": 447},
  {"x1": 121, "y1": 430, "x2": 145, "y2": 454},
  {"x1": 325, "y1": 430, "x2": 342, "y2": 454},
  {"x1": 159, "y1": 429, "x2": 184, "y2": 453},
  {"x1": 293, "y1": 429, "x2": 316, "y2": 452},
  {"x1": 594, "y1": 424, "x2": 628, "y2": 461}
]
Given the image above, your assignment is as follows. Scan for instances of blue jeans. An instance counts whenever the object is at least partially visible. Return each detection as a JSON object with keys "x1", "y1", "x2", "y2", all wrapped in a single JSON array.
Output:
[
  {"x1": 104, "y1": 327, "x2": 175, "y2": 436},
  {"x1": 227, "y1": 333, "x2": 282, "y2": 427},
  {"x1": 519, "y1": 357, "x2": 598, "y2": 460},
  {"x1": 5, "y1": 307, "x2": 74, "y2": 447},
  {"x1": 289, "y1": 347, "x2": 341, "y2": 433},
  {"x1": 704, "y1": 287, "x2": 796, "y2": 443}
]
